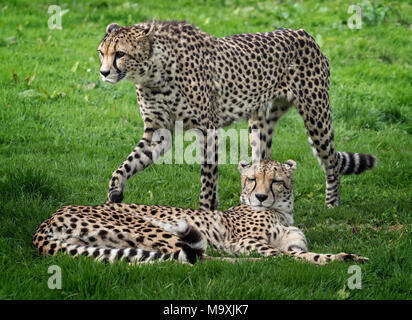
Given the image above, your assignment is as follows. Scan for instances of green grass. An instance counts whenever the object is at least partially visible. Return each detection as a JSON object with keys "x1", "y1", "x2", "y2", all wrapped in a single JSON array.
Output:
[{"x1": 0, "y1": 0, "x2": 411, "y2": 300}]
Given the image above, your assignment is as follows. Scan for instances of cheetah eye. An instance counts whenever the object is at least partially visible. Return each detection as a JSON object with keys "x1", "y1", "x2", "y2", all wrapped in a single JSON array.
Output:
[
  {"x1": 115, "y1": 51, "x2": 126, "y2": 59},
  {"x1": 273, "y1": 179, "x2": 289, "y2": 189},
  {"x1": 97, "y1": 50, "x2": 103, "y2": 57},
  {"x1": 247, "y1": 177, "x2": 256, "y2": 182},
  {"x1": 272, "y1": 179, "x2": 286, "y2": 187}
]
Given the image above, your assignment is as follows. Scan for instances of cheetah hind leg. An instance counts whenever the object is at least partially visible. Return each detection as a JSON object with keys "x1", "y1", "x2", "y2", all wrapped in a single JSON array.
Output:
[
  {"x1": 297, "y1": 94, "x2": 376, "y2": 208},
  {"x1": 308, "y1": 136, "x2": 376, "y2": 207}
]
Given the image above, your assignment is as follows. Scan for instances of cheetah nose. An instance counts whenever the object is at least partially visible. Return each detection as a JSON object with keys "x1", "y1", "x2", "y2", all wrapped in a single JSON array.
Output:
[
  {"x1": 100, "y1": 70, "x2": 110, "y2": 77},
  {"x1": 255, "y1": 193, "x2": 268, "y2": 202}
]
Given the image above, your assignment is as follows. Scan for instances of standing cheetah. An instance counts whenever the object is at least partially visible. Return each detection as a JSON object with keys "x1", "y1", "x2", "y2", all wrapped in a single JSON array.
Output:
[
  {"x1": 33, "y1": 160, "x2": 368, "y2": 265},
  {"x1": 97, "y1": 20, "x2": 376, "y2": 209}
]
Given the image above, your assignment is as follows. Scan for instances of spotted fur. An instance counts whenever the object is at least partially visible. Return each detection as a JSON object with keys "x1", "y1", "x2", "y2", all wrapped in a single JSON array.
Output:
[
  {"x1": 33, "y1": 160, "x2": 368, "y2": 265},
  {"x1": 97, "y1": 20, "x2": 377, "y2": 209}
]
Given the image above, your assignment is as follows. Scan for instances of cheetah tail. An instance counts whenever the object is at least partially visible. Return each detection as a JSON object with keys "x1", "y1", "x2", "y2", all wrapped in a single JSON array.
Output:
[
  {"x1": 34, "y1": 224, "x2": 205, "y2": 265},
  {"x1": 337, "y1": 151, "x2": 376, "y2": 175},
  {"x1": 308, "y1": 137, "x2": 376, "y2": 175},
  {"x1": 35, "y1": 237, "x2": 184, "y2": 264},
  {"x1": 33, "y1": 219, "x2": 205, "y2": 265}
]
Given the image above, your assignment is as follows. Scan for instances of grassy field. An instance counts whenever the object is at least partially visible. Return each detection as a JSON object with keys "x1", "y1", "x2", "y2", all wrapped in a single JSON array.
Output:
[{"x1": 0, "y1": 0, "x2": 411, "y2": 300}]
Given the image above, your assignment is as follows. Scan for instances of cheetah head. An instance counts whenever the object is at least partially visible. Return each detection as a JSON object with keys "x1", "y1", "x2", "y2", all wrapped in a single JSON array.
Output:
[
  {"x1": 238, "y1": 159, "x2": 296, "y2": 212},
  {"x1": 97, "y1": 22, "x2": 154, "y2": 84}
]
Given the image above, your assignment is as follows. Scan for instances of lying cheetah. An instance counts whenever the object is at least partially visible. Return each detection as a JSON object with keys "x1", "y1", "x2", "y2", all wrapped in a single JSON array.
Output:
[
  {"x1": 98, "y1": 20, "x2": 376, "y2": 210},
  {"x1": 33, "y1": 160, "x2": 368, "y2": 265}
]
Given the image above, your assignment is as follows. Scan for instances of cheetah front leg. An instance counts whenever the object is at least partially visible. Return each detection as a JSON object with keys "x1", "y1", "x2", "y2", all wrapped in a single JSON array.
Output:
[
  {"x1": 107, "y1": 125, "x2": 173, "y2": 203},
  {"x1": 224, "y1": 236, "x2": 368, "y2": 265},
  {"x1": 199, "y1": 128, "x2": 219, "y2": 210}
]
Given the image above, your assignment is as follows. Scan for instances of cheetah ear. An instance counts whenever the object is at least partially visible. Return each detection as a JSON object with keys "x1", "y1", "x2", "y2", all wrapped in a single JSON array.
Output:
[
  {"x1": 284, "y1": 160, "x2": 297, "y2": 172},
  {"x1": 238, "y1": 160, "x2": 251, "y2": 173},
  {"x1": 106, "y1": 23, "x2": 121, "y2": 35},
  {"x1": 139, "y1": 21, "x2": 156, "y2": 40}
]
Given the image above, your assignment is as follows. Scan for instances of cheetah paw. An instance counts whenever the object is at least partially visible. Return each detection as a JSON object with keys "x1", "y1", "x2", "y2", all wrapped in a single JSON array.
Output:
[{"x1": 334, "y1": 252, "x2": 369, "y2": 263}]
